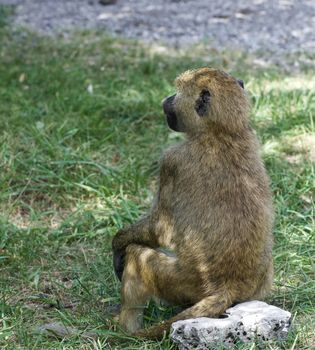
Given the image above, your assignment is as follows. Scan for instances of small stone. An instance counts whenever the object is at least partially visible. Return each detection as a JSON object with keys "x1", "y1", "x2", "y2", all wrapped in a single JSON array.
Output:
[
  {"x1": 171, "y1": 301, "x2": 291, "y2": 349},
  {"x1": 35, "y1": 322, "x2": 97, "y2": 340}
]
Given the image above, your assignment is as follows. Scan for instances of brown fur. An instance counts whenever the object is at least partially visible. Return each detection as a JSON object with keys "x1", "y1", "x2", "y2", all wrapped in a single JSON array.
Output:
[{"x1": 112, "y1": 68, "x2": 274, "y2": 339}]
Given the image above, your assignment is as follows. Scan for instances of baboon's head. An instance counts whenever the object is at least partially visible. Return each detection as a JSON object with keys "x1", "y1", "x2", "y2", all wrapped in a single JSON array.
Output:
[{"x1": 162, "y1": 68, "x2": 250, "y2": 135}]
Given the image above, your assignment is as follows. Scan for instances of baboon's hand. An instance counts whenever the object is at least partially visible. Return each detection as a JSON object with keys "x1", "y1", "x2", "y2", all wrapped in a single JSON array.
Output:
[
  {"x1": 113, "y1": 248, "x2": 125, "y2": 281},
  {"x1": 112, "y1": 229, "x2": 128, "y2": 281}
]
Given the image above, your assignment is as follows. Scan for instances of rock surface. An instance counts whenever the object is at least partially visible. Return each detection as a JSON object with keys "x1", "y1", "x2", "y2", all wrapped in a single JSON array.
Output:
[{"x1": 171, "y1": 301, "x2": 291, "y2": 349}]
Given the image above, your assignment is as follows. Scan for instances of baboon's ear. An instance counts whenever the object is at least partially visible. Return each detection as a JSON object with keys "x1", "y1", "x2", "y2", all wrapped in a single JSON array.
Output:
[
  {"x1": 237, "y1": 79, "x2": 244, "y2": 89},
  {"x1": 195, "y1": 90, "x2": 211, "y2": 117}
]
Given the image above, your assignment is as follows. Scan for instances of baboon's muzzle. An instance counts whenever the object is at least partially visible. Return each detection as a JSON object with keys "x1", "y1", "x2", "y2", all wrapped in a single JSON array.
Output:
[{"x1": 162, "y1": 94, "x2": 180, "y2": 131}]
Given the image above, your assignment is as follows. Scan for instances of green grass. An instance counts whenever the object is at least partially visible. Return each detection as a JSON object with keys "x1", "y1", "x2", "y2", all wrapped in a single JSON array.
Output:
[{"x1": 0, "y1": 6, "x2": 314, "y2": 349}]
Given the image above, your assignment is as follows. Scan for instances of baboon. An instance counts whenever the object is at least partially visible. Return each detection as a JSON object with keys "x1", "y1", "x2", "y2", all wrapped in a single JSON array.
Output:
[{"x1": 112, "y1": 67, "x2": 274, "y2": 339}]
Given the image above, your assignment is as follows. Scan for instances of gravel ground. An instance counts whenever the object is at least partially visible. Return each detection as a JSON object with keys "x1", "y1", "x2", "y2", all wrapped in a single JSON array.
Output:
[{"x1": 1, "y1": 0, "x2": 315, "y2": 54}]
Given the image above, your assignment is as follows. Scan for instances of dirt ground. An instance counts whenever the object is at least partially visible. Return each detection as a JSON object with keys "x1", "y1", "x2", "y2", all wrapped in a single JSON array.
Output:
[{"x1": 1, "y1": 0, "x2": 314, "y2": 55}]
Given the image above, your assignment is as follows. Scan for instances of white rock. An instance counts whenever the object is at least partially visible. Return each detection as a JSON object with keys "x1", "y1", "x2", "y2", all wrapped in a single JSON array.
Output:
[{"x1": 171, "y1": 301, "x2": 291, "y2": 349}]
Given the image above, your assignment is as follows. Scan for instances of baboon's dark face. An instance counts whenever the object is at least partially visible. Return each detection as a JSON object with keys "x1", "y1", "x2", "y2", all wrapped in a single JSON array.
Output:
[
  {"x1": 162, "y1": 94, "x2": 181, "y2": 132},
  {"x1": 163, "y1": 89, "x2": 213, "y2": 133},
  {"x1": 163, "y1": 68, "x2": 250, "y2": 135},
  {"x1": 162, "y1": 89, "x2": 212, "y2": 132}
]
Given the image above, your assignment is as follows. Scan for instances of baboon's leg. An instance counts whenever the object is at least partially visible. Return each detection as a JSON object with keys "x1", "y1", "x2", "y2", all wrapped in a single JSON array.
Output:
[
  {"x1": 135, "y1": 293, "x2": 230, "y2": 339},
  {"x1": 118, "y1": 244, "x2": 202, "y2": 333}
]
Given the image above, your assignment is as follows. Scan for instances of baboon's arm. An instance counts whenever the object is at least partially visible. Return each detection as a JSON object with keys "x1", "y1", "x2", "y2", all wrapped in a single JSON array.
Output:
[
  {"x1": 112, "y1": 155, "x2": 176, "y2": 280},
  {"x1": 112, "y1": 215, "x2": 158, "y2": 253},
  {"x1": 112, "y1": 215, "x2": 159, "y2": 280},
  {"x1": 112, "y1": 154, "x2": 176, "y2": 252}
]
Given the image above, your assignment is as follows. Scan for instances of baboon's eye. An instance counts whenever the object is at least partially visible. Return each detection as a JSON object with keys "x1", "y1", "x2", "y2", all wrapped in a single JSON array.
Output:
[{"x1": 195, "y1": 90, "x2": 211, "y2": 117}]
